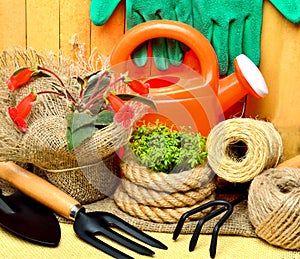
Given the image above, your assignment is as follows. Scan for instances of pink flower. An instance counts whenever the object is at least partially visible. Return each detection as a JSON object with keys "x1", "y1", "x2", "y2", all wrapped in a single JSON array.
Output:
[{"x1": 114, "y1": 104, "x2": 135, "y2": 128}]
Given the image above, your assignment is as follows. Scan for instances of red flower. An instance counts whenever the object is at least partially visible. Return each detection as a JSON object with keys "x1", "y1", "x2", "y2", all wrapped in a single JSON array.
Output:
[
  {"x1": 114, "y1": 104, "x2": 135, "y2": 129},
  {"x1": 128, "y1": 80, "x2": 150, "y2": 96},
  {"x1": 8, "y1": 92, "x2": 37, "y2": 132},
  {"x1": 7, "y1": 67, "x2": 37, "y2": 91},
  {"x1": 106, "y1": 92, "x2": 125, "y2": 112}
]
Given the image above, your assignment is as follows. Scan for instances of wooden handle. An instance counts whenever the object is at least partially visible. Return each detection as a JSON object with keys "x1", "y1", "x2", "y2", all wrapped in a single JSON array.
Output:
[
  {"x1": 276, "y1": 155, "x2": 300, "y2": 168},
  {"x1": 0, "y1": 161, "x2": 80, "y2": 220}
]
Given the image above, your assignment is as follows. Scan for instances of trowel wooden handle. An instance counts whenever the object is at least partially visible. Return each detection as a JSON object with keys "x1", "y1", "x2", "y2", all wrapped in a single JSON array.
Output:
[
  {"x1": 276, "y1": 155, "x2": 300, "y2": 168},
  {"x1": 0, "y1": 161, "x2": 80, "y2": 220}
]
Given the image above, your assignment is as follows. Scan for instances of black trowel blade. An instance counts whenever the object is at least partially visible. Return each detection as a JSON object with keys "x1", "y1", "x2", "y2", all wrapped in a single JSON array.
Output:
[{"x1": 0, "y1": 190, "x2": 61, "y2": 247}]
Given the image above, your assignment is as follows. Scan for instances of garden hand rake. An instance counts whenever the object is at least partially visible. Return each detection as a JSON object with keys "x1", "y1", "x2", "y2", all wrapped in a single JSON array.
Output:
[{"x1": 173, "y1": 195, "x2": 246, "y2": 258}]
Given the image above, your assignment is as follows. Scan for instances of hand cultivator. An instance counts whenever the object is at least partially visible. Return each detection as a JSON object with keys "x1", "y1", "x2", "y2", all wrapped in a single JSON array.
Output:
[{"x1": 0, "y1": 161, "x2": 167, "y2": 259}]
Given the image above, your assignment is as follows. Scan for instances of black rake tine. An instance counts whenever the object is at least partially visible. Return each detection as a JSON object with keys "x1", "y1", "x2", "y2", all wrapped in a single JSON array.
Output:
[
  {"x1": 189, "y1": 195, "x2": 246, "y2": 251},
  {"x1": 173, "y1": 199, "x2": 222, "y2": 240},
  {"x1": 96, "y1": 224, "x2": 155, "y2": 256},
  {"x1": 189, "y1": 202, "x2": 229, "y2": 251},
  {"x1": 173, "y1": 195, "x2": 247, "y2": 258},
  {"x1": 189, "y1": 200, "x2": 233, "y2": 252},
  {"x1": 101, "y1": 212, "x2": 168, "y2": 250},
  {"x1": 174, "y1": 195, "x2": 247, "y2": 241},
  {"x1": 209, "y1": 202, "x2": 234, "y2": 258},
  {"x1": 80, "y1": 232, "x2": 134, "y2": 259}
]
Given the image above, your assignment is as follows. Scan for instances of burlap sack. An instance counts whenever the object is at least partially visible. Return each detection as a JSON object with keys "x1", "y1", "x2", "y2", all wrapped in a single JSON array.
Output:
[{"x1": 0, "y1": 48, "x2": 132, "y2": 203}]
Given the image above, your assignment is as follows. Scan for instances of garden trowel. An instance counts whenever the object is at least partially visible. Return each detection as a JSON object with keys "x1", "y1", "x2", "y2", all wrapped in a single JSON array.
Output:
[{"x1": 0, "y1": 188, "x2": 61, "y2": 247}]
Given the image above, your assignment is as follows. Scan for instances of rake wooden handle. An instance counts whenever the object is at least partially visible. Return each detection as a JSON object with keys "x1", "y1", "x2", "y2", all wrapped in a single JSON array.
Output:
[{"x1": 0, "y1": 161, "x2": 81, "y2": 220}]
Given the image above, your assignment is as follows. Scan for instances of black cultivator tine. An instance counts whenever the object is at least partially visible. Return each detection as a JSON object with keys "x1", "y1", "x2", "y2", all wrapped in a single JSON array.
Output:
[
  {"x1": 95, "y1": 224, "x2": 155, "y2": 256},
  {"x1": 100, "y1": 212, "x2": 168, "y2": 250},
  {"x1": 173, "y1": 203, "x2": 207, "y2": 241},
  {"x1": 77, "y1": 231, "x2": 134, "y2": 259}
]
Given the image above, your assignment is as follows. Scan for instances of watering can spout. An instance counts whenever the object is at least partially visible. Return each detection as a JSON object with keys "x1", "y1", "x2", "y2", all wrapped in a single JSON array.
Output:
[{"x1": 218, "y1": 54, "x2": 268, "y2": 112}]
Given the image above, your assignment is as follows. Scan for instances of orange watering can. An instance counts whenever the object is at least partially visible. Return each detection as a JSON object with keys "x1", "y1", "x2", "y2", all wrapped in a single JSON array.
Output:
[{"x1": 110, "y1": 20, "x2": 268, "y2": 135}]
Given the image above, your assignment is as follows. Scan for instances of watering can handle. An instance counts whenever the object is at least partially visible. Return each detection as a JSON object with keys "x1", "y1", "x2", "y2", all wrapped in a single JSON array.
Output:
[{"x1": 110, "y1": 20, "x2": 219, "y2": 94}]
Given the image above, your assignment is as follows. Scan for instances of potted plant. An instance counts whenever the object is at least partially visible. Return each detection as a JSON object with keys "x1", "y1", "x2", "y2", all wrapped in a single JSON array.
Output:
[
  {"x1": 114, "y1": 116, "x2": 217, "y2": 223},
  {"x1": 0, "y1": 49, "x2": 155, "y2": 204}
]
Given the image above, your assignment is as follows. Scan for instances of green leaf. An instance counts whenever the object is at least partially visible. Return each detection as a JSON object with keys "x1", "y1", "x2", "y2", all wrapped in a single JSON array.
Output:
[
  {"x1": 66, "y1": 112, "x2": 98, "y2": 151},
  {"x1": 82, "y1": 72, "x2": 111, "y2": 101},
  {"x1": 67, "y1": 112, "x2": 95, "y2": 133},
  {"x1": 67, "y1": 123, "x2": 97, "y2": 152},
  {"x1": 94, "y1": 110, "x2": 114, "y2": 126},
  {"x1": 116, "y1": 93, "x2": 157, "y2": 111},
  {"x1": 129, "y1": 123, "x2": 207, "y2": 173},
  {"x1": 33, "y1": 70, "x2": 51, "y2": 78}
]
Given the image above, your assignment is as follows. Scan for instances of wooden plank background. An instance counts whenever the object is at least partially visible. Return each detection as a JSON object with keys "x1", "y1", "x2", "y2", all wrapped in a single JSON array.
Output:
[
  {"x1": 0, "y1": 0, "x2": 125, "y2": 59},
  {"x1": 0, "y1": 1, "x2": 299, "y2": 159}
]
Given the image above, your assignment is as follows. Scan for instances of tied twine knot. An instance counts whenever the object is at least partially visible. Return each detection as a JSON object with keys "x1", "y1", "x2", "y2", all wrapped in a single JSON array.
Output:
[{"x1": 248, "y1": 167, "x2": 300, "y2": 250}]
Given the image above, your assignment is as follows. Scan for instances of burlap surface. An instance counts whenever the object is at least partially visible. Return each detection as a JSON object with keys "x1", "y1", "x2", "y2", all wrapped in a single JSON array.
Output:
[
  {"x1": 0, "y1": 176, "x2": 256, "y2": 237},
  {"x1": 87, "y1": 195, "x2": 255, "y2": 236}
]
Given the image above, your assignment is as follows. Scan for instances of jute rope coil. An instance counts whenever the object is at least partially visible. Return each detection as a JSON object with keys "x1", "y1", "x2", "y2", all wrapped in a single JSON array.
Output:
[
  {"x1": 117, "y1": 179, "x2": 216, "y2": 208},
  {"x1": 206, "y1": 118, "x2": 283, "y2": 183},
  {"x1": 114, "y1": 187, "x2": 216, "y2": 223},
  {"x1": 248, "y1": 167, "x2": 300, "y2": 250},
  {"x1": 114, "y1": 160, "x2": 216, "y2": 223},
  {"x1": 120, "y1": 158, "x2": 215, "y2": 192}
]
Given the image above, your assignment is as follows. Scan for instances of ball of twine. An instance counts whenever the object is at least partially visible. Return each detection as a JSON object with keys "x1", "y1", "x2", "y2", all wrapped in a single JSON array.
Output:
[
  {"x1": 206, "y1": 118, "x2": 283, "y2": 183},
  {"x1": 248, "y1": 167, "x2": 300, "y2": 250}
]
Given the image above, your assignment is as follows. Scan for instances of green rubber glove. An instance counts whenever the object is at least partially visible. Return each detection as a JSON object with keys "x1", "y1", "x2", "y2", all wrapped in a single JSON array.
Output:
[
  {"x1": 269, "y1": 0, "x2": 300, "y2": 23},
  {"x1": 126, "y1": 0, "x2": 192, "y2": 70},
  {"x1": 90, "y1": 0, "x2": 192, "y2": 71},
  {"x1": 193, "y1": 0, "x2": 263, "y2": 76},
  {"x1": 90, "y1": 0, "x2": 121, "y2": 26}
]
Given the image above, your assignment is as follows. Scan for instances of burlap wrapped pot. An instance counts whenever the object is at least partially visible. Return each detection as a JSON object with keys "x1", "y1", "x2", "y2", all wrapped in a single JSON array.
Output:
[{"x1": 0, "y1": 48, "x2": 133, "y2": 204}]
